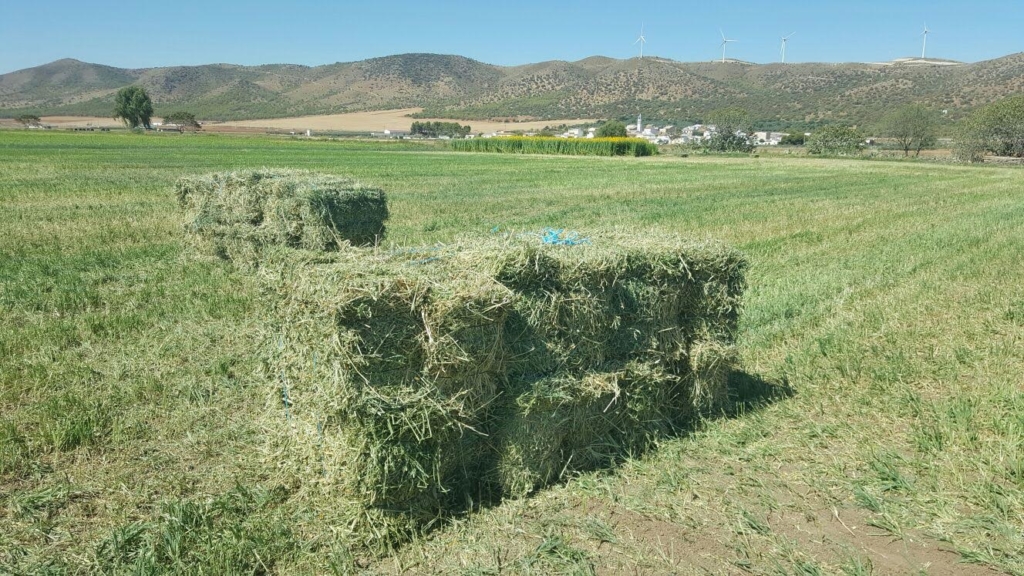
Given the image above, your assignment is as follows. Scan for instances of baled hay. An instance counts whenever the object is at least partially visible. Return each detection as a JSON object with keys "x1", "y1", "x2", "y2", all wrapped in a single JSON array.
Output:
[
  {"x1": 269, "y1": 251, "x2": 513, "y2": 545},
  {"x1": 264, "y1": 233, "x2": 746, "y2": 547},
  {"x1": 175, "y1": 169, "x2": 388, "y2": 262}
]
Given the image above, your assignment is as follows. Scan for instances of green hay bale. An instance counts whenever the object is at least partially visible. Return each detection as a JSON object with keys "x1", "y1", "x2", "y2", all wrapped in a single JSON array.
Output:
[
  {"x1": 175, "y1": 169, "x2": 388, "y2": 260},
  {"x1": 495, "y1": 372, "x2": 618, "y2": 497},
  {"x1": 268, "y1": 252, "x2": 513, "y2": 539},
  {"x1": 688, "y1": 337, "x2": 738, "y2": 413},
  {"x1": 494, "y1": 361, "x2": 686, "y2": 497},
  {"x1": 262, "y1": 232, "x2": 746, "y2": 546},
  {"x1": 450, "y1": 234, "x2": 746, "y2": 382}
]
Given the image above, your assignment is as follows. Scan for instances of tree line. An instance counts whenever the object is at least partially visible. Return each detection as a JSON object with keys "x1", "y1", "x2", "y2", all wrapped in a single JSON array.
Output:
[{"x1": 410, "y1": 121, "x2": 471, "y2": 138}]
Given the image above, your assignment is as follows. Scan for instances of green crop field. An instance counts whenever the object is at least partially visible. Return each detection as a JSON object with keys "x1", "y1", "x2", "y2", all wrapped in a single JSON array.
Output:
[{"x1": 1, "y1": 131, "x2": 1022, "y2": 575}]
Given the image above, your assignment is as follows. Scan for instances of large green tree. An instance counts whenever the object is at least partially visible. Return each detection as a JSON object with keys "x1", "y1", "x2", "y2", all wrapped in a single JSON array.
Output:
[
  {"x1": 706, "y1": 107, "x2": 751, "y2": 136},
  {"x1": 882, "y1": 104, "x2": 937, "y2": 156},
  {"x1": 113, "y1": 86, "x2": 154, "y2": 129},
  {"x1": 954, "y1": 95, "x2": 1024, "y2": 162},
  {"x1": 595, "y1": 120, "x2": 627, "y2": 138},
  {"x1": 703, "y1": 107, "x2": 754, "y2": 152}
]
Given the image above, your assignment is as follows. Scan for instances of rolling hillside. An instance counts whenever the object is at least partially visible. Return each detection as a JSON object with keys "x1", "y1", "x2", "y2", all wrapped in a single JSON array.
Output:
[{"x1": 2, "y1": 52, "x2": 1023, "y2": 128}]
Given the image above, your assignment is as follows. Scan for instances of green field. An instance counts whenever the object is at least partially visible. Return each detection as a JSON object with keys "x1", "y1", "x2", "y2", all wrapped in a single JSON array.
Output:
[{"x1": 1, "y1": 131, "x2": 1022, "y2": 575}]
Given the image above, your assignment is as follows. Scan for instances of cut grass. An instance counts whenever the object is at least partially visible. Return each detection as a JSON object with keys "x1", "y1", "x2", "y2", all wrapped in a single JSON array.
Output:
[{"x1": 0, "y1": 130, "x2": 1021, "y2": 574}]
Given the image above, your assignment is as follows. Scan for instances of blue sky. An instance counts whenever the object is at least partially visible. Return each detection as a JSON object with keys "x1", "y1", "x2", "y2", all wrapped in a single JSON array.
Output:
[{"x1": 2, "y1": 0, "x2": 1022, "y2": 74}]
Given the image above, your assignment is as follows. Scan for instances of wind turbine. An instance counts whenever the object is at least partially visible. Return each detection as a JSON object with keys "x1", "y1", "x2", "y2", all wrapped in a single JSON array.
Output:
[
  {"x1": 719, "y1": 29, "x2": 737, "y2": 63},
  {"x1": 921, "y1": 23, "x2": 929, "y2": 58},
  {"x1": 780, "y1": 32, "x2": 796, "y2": 63},
  {"x1": 635, "y1": 24, "x2": 647, "y2": 59}
]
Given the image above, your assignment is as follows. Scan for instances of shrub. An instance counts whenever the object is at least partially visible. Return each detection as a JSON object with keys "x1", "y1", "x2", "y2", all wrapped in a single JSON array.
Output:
[
  {"x1": 780, "y1": 133, "x2": 805, "y2": 146},
  {"x1": 15, "y1": 114, "x2": 41, "y2": 128},
  {"x1": 162, "y1": 111, "x2": 201, "y2": 131},
  {"x1": 807, "y1": 125, "x2": 862, "y2": 155},
  {"x1": 703, "y1": 132, "x2": 754, "y2": 153}
]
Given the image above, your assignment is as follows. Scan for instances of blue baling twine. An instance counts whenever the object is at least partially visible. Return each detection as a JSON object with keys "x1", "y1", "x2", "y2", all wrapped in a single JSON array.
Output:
[
  {"x1": 495, "y1": 225, "x2": 590, "y2": 245},
  {"x1": 399, "y1": 227, "x2": 589, "y2": 266},
  {"x1": 540, "y1": 228, "x2": 590, "y2": 246}
]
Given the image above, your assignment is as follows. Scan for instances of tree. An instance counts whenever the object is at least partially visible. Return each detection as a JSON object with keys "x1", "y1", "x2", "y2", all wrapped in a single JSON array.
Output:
[
  {"x1": 596, "y1": 120, "x2": 627, "y2": 138},
  {"x1": 113, "y1": 86, "x2": 154, "y2": 129},
  {"x1": 779, "y1": 133, "x2": 805, "y2": 146},
  {"x1": 954, "y1": 95, "x2": 1024, "y2": 162},
  {"x1": 806, "y1": 125, "x2": 862, "y2": 155},
  {"x1": 162, "y1": 111, "x2": 201, "y2": 131},
  {"x1": 16, "y1": 114, "x2": 41, "y2": 128},
  {"x1": 410, "y1": 121, "x2": 471, "y2": 138},
  {"x1": 882, "y1": 104, "x2": 937, "y2": 156},
  {"x1": 703, "y1": 107, "x2": 753, "y2": 152},
  {"x1": 706, "y1": 107, "x2": 751, "y2": 137}
]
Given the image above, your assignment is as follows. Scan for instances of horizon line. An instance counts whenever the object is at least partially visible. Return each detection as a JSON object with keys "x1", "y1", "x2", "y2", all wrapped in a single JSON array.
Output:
[{"x1": 4, "y1": 51, "x2": 1016, "y2": 75}]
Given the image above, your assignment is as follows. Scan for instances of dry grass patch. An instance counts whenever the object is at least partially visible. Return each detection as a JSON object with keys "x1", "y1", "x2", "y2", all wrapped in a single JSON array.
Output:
[{"x1": 215, "y1": 108, "x2": 596, "y2": 133}]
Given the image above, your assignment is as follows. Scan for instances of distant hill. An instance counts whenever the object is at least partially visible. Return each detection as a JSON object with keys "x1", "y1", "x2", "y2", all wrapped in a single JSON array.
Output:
[{"x1": 3, "y1": 53, "x2": 1023, "y2": 129}]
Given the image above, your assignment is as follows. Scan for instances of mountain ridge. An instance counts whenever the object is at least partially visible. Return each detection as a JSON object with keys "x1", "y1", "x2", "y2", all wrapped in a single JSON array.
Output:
[{"x1": 3, "y1": 52, "x2": 1023, "y2": 128}]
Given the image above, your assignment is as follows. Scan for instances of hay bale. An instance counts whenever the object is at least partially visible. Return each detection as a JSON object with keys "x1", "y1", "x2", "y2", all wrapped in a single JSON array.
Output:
[
  {"x1": 263, "y1": 233, "x2": 746, "y2": 546},
  {"x1": 494, "y1": 361, "x2": 688, "y2": 497},
  {"x1": 175, "y1": 169, "x2": 388, "y2": 260},
  {"x1": 269, "y1": 251, "x2": 513, "y2": 544}
]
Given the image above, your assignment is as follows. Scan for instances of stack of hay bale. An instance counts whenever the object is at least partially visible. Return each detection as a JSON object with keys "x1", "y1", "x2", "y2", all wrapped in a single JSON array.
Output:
[
  {"x1": 178, "y1": 170, "x2": 747, "y2": 549},
  {"x1": 175, "y1": 169, "x2": 388, "y2": 261}
]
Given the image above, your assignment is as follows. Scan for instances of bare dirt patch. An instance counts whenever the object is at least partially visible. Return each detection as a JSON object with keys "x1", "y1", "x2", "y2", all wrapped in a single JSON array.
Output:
[
  {"x1": 593, "y1": 503, "x2": 725, "y2": 574},
  {"x1": 213, "y1": 108, "x2": 595, "y2": 134},
  {"x1": 3, "y1": 110, "x2": 594, "y2": 134},
  {"x1": 770, "y1": 506, "x2": 1001, "y2": 576},
  {"x1": 39, "y1": 116, "x2": 123, "y2": 128},
  {"x1": 0, "y1": 116, "x2": 122, "y2": 129}
]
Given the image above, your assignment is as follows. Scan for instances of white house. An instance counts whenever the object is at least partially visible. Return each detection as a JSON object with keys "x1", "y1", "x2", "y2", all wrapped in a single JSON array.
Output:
[{"x1": 753, "y1": 131, "x2": 787, "y2": 145}]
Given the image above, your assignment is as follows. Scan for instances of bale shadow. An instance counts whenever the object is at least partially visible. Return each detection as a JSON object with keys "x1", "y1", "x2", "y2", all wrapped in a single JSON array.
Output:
[
  {"x1": 439, "y1": 368, "x2": 795, "y2": 528},
  {"x1": 722, "y1": 369, "x2": 795, "y2": 417}
]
